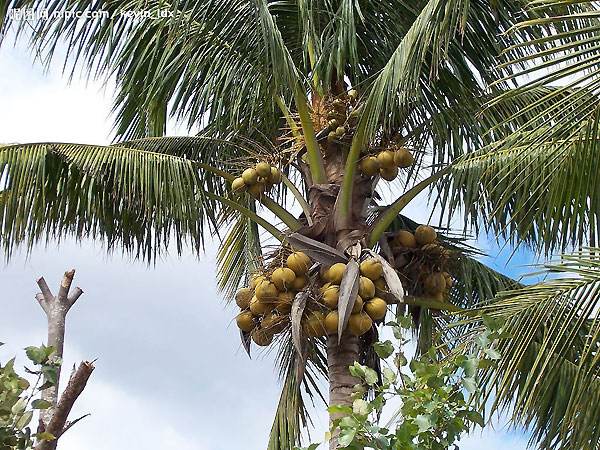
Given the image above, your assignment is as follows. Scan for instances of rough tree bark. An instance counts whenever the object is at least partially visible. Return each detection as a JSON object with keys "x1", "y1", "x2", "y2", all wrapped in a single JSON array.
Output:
[{"x1": 34, "y1": 269, "x2": 93, "y2": 450}]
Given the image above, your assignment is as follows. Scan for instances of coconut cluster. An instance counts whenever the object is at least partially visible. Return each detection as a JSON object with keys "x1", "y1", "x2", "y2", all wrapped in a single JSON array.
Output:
[
  {"x1": 359, "y1": 146, "x2": 414, "y2": 181},
  {"x1": 235, "y1": 251, "x2": 311, "y2": 346},
  {"x1": 231, "y1": 161, "x2": 282, "y2": 198},
  {"x1": 324, "y1": 90, "x2": 360, "y2": 142},
  {"x1": 388, "y1": 225, "x2": 453, "y2": 302},
  {"x1": 315, "y1": 258, "x2": 390, "y2": 337}
]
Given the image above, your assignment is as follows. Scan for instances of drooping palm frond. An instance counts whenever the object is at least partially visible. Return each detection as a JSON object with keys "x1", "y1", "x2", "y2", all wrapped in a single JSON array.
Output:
[
  {"x1": 445, "y1": 115, "x2": 600, "y2": 255},
  {"x1": 268, "y1": 332, "x2": 328, "y2": 450},
  {"x1": 216, "y1": 201, "x2": 262, "y2": 301},
  {"x1": 460, "y1": 249, "x2": 600, "y2": 450}
]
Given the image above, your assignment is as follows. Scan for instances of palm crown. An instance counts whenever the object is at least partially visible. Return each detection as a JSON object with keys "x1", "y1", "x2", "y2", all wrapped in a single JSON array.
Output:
[{"x1": 1, "y1": 0, "x2": 599, "y2": 449}]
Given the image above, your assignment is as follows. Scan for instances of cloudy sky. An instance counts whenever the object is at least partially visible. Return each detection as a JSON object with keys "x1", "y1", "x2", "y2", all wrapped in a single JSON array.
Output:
[{"x1": 0, "y1": 37, "x2": 533, "y2": 449}]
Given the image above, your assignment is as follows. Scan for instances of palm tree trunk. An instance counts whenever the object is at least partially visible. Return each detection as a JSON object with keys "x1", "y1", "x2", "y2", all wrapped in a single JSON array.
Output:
[{"x1": 327, "y1": 333, "x2": 360, "y2": 449}]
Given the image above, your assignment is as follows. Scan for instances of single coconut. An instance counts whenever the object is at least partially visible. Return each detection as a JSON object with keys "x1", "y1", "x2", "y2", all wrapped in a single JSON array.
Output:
[
  {"x1": 290, "y1": 274, "x2": 308, "y2": 291},
  {"x1": 360, "y1": 156, "x2": 380, "y2": 177},
  {"x1": 250, "y1": 274, "x2": 266, "y2": 289},
  {"x1": 414, "y1": 225, "x2": 437, "y2": 245},
  {"x1": 322, "y1": 285, "x2": 340, "y2": 309},
  {"x1": 232, "y1": 177, "x2": 246, "y2": 192},
  {"x1": 348, "y1": 312, "x2": 373, "y2": 336},
  {"x1": 242, "y1": 168, "x2": 258, "y2": 185},
  {"x1": 424, "y1": 272, "x2": 446, "y2": 295},
  {"x1": 365, "y1": 297, "x2": 387, "y2": 321},
  {"x1": 376, "y1": 150, "x2": 395, "y2": 169},
  {"x1": 393, "y1": 230, "x2": 417, "y2": 249},
  {"x1": 255, "y1": 162, "x2": 271, "y2": 178},
  {"x1": 235, "y1": 287, "x2": 253, "y2": 309},
  {"x1": 276, "y1": 291, "x2": 295, "y2": 314},
  {"x1": 255, "y1": 280, "x2": 279, "y2": 301},
  {"x1": 380, "y1": 166, "x2": 399, "y2": 181},
  {"x1": 360, "y1": 259, "x2": 383, "y2": 280},
  {"x1": 352, "y1": 295, "x2": 364, "y2": 314},
  {"x1": 269, "y1": 167, "x2": 282, "y2": 184},
  {"x1": 303, "y1": 311, "x2": 326, "y2": 337},
  {"x1": 328, "y1": 118, "x2": 339, "y2": 128},
  {"x1": 325, "y1": 263, "x2": 346, "y2": 284},
  {"x1": 324, "y1": 310, "x2": 339, "y2": 334},
  {"x1": 252, "y1": 328, "x2": 273, "y2": 346},
  {"x1": 335, "y1": 126, "x2": 346, "y2": 137},
  {"x1": 348, "y1": 89, "x2": 358, "y2": 100},
  {"x1": 236, "y1": 311, "x2": 255, "y2": 332},
  {"x1": 271, "y1": 267, "x2": 296, "y2": 291},
  {"x1": 442, "y1": 272, "x2": 453, "y2": 290},
  {"x1": 393, "y1": 147, "x2": 414, "y2": 168},
  {"x1": 358, "y1": 276, "x2": 375, "y2": 299},
  {"x1": 327, "y1": 131, "x2": 337, "y2": 142},
  {"x1": 287, "y1": 252, "x2": 311, "y2": 275},
  {"x1": 250, "y1": 295, "x2": 271, "y2": 316},
  {"x1": 262, "y1": 313, "x2": 288, "y2": 334},
  {"x1": 374, "y1": 277, "x2": 387, "y2": 292}
]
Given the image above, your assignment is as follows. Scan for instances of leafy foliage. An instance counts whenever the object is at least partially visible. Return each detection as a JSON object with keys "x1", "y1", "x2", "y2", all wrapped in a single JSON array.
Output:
[{"x1": 0, "y1": 344, "x2": 60, "y2": 449}]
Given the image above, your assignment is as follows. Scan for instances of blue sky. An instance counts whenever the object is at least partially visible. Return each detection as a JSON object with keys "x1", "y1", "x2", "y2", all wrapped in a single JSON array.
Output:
[{"x1": 0, "y1": 40, "x2": 532, "y2": 449}]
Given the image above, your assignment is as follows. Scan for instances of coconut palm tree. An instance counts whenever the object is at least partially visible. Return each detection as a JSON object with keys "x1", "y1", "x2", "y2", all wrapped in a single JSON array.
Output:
[{"x1": 1, "y1": 0, "x2": 599, "y2": 449}]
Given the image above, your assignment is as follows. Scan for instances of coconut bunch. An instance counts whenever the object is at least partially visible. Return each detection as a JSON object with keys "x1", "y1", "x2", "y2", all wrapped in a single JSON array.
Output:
[
  {"x1": 235, "y1": 251, "x2": 312, "y2": 346},
  {"x1": 387, "y1": 225, "x2": 453, "y2": 302},
  {"x1": 311, "y1": 258, "x2": 390, "y2": 338},
  {"x1": 358, "y1": 146, "x2": 414, "y2": 181},
  {"x1": 231, "y1": 161, "x2": 282, "y2": 197},
  {"x1": 323, "y1": 90, "x2": 359, "y2": 142}
]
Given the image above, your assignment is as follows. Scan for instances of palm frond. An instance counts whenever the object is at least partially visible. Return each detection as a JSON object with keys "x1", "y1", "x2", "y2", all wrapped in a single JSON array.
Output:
[
  {"x1": 0, "y1": 141, "x2": 258, "y2": 260},
  {"x1": 460, "y1": 249, "x2": 600, "y2": 450}
]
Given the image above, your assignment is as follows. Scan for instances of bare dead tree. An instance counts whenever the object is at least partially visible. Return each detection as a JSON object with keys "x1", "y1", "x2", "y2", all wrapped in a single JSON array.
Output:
[{"x1": 34, "y1": 269, "x2": 94, "y2": 450}]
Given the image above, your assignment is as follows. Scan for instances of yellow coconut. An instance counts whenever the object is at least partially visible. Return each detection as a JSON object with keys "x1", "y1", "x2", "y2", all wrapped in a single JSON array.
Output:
[
  {"x1": 442, "y1": 272, "x2": 453, "y2": 290},
  {"x1": 324, "y1": 310, "x2": 339, "y2": 334},
  {"x1": 262, "y1": 313, "x2": 288, "y2": 334},
  {"x1": 275, "y1": 291, "x2": 295, "y2": 314},
  {"x1": 242, "y1": 168, "x2": 258, "y2": 185},
  {"x1": 360, "y1": 259, "x2": 383, "y2": 280},
  {"x1": 286, "y1": 251, "x2": 312, "y2": 275},
  {"x1": 271, "y1": 267, "x2": 296, "y2": 292},
  {"x1": 358, "y1": 276, "x2": 376, "y2": 300},
  {"x1": 255, "y1": 280, "x2": 279, "y2": 301},
  {"x1": 255, "y1": 162, "x2": 272, "y2": 178},
  {"x1": 250, "y1": 274, "x2": 266, "y2": 289},
  {"x1": 374, "y1": 277, "x2": 387, "y2": 292},
  {"x1": 290, "y1": 274, "x2": 308, "y2": 291},
  {"x1": 303, "y1": 311, "x2": 327, "y2": 337},
  {"x1": 377, "y1": 150, "x2": 396, "y2": 169},
  {"x1": 393, "y1": 147, "x2": 415, "y2": 168},
  {"x1": 393, "y1": 230, "x2": 417, "y2": 249},
  {"x1": 414, "y1": 225, "x2": 437, "y2": 246},
  {"x1": 235, "y1": 287, "x2": 253, "y2": 309},
  {"x1": 250, "y1": 296, "x2": 271, "y2": 316},
  {"x1": 424, "y1": 272, "x2": 446, "y2": 295},
  {"x1": 269, "y1": 167, "x2": 282, "y2": 184},
  {"x1": 325, "y1": 263, "x2": 346, "y2": 284},
  {"x1": 365, "y1": 297, "x2": 387, "y2": 321},
  {"x1": 232, "y1": 177, "x2": 246, "y2": 192},
  {"x1": 352, "y1": 295, "x2": 364, "y2": 314},
  {"x1": 335, "y1": 126, "x2": 346, "y2": 137},
  {"x1": 252, "y1": 328, "x2": 273, "y2": 346},
  {"x1": 236, "y1": 311, "x2": 256, "y2": 332},
  {"x1": 380, "y1": 166, "x2": 399, "y2": 181},
  {"x1": 348, "y1": 312, "x2": 373, "y2": 336},
  {"x1": 359, "y1": 157, "x2": 380, "y2": 177},
  {"x1": 348, "y1": 89, "x2": 358, "y2": 100},
  {"x1": 319, "y1": 282, "x2": 332, "y2": 294},
  {"x1": 322, "y1": 285, "x2": 340, "y2": 309}
]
